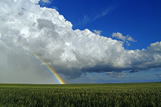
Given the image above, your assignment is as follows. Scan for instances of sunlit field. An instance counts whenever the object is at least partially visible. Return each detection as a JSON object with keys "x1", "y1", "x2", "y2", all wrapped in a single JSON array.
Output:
[{"x1": 0, "y1": 82, "x2": 161, "y2": 106}]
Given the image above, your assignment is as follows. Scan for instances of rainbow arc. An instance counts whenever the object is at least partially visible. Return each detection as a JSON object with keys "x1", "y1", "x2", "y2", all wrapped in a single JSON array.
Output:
[{"x1": 31, "y1": 51, "x2": 66, "y2": 84}]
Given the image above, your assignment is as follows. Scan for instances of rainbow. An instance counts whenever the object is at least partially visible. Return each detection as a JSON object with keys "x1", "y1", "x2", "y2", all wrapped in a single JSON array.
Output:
[
  {"x1": 14, "y1": 41, "x2": 65, "y2": 84},
  {"x1": 30, "y1": 51, "x2": 66, "y2": 84}
]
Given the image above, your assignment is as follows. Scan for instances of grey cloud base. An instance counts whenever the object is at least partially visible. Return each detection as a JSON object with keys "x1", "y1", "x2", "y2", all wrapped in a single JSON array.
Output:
[{"x1": 0, "y1": 0, "x2": 161, "y2": 80}]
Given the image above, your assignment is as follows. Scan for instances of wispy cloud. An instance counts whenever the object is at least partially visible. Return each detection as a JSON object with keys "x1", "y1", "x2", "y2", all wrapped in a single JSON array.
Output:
[
  {"x1": 93, "y1": 6, "x2": 116, "y2": 21},
  {"x1": 42, "y1": 0, "x2": 50, "y2": 3},
  {"x1": 82, "y1": 15, "x2": 90, "y2": 26},
  {"x1": 93, "y1": 30, "x2": 102, "y2": 35},
  {"x1": 112, "y1": 32, "x2": 136, "y2": 46},
  {"x1": 81, "y1": 6, "x2": 117, "y2": 26}
]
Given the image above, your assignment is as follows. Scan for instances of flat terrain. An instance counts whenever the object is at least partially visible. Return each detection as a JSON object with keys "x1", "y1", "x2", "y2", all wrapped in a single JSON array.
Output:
[{"x1": 0, "y1": 82, "x2": 161, "y2": 106}]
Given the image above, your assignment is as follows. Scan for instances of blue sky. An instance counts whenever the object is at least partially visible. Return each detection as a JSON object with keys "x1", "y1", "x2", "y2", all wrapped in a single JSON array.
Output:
[{"x1": 39, "y1": 0, "x2": 161, "y2": 50}]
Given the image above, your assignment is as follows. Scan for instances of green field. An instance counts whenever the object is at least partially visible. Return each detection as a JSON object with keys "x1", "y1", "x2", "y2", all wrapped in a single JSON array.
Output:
[{"x1": 0, "y1": 82, "x2": 161, "y2": 107}]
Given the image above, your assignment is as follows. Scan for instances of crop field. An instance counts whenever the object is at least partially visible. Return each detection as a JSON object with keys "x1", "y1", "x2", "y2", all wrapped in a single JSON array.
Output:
[{"x1": 0, "y1": 82, "x2": 161, "y2": 107}]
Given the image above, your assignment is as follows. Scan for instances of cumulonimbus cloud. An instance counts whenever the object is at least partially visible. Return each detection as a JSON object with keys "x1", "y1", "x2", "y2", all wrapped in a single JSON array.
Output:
[{"x1": 0, "y1": 0, "x2": 161, "y2": 79}]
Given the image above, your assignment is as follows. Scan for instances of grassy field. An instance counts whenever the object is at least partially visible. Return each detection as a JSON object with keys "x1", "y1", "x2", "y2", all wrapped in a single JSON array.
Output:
[{"x1": 0, "y1": 82, "x2": 161, "y2": 107}]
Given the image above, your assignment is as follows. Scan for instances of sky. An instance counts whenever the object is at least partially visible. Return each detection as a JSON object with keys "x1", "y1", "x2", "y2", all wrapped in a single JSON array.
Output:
[
  {"x1": 39, "y1": 0, "x2": 161, "y2": 50},
  {"x1": 0, "y1": 0, "x2": 161, "y2": 84}
]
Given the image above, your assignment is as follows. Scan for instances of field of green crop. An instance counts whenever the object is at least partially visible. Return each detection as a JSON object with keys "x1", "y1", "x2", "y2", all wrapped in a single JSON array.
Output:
[{"x1": 0, "y1": 82, "x2": 161, "y2": 107}]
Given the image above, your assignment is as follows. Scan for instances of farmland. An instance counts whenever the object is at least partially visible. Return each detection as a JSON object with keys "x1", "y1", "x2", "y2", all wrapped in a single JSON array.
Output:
[{"x1": 0, "y1": 82, "x2": 161, "y2": 106}]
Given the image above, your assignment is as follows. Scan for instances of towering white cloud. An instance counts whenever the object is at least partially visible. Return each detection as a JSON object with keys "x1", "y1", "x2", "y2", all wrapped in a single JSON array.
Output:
[{"x1": 0, "y1": 0, "x2": 161, "y2": 80}]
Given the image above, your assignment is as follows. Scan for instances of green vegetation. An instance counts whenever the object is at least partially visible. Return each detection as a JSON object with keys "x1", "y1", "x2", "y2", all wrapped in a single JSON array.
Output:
[{"x1": 0, "y1": 82, "x2": 161, "y2": 107}]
